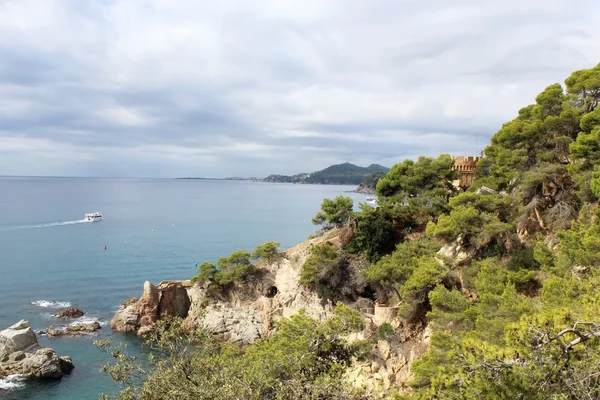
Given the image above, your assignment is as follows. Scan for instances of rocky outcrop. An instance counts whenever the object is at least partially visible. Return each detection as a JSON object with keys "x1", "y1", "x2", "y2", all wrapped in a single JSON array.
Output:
[
  {"x1": 199, "y1": 304, "x2": 265, "y2": 343},
  {"x1": 67, "y1": 321, "x2": 101, "y2": 332},
  {"x1": 354, "y1": 182, "x2": 376, "y2": 195},
  {"x1": 110, "y1": 304, "x2": 140, "y2": 333},
  {"x1": 109, "y1": 229, "x2": 435, "y2": 396},
  {"x1": 41, "y1": 322, "x2": 101, "y2": 337},
  {"x1": 121, "y1": 298, "x2": 138, "y2": 308},
  {"x1": 0, "y1": 320, "x2": 74, "y2": 380},
  {"x1": 112, "y1": 230, "x2": 342, "y2": 338},
  {"x1": 137, "y1": 281, "x2": 160, "y2": 328},
  {"x1": 55, "y1": 307, "x2": 85, "y2": 318},
  {"x1": 111, "y1": 281, "x2": 191, "y2": 336},
  {"x1": 437, "y1": 235, "x2": 474, "y2": 265},
  {"x1": 345, "y1": 320, "x2": 432, "y2": 396}
]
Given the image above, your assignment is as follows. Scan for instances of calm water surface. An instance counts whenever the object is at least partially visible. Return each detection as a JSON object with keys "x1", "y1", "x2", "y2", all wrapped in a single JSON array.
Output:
[{"x1": 0, "y1": 177, "x2": 367, "y2": 399}]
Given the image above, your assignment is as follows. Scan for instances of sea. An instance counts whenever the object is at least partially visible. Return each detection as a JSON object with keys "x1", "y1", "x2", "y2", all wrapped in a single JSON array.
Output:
[{"x1": 0, "y1": 177, "x2": 368, "y2": 399}]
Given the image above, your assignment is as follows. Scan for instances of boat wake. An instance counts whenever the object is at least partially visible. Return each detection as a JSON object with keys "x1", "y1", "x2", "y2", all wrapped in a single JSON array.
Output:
[
  {"x1": 1, "y1": 219, "x2": 88, "y2": 231},
  {"x1": 0, "y1": 374, "x2": 26, "y2": 391}
]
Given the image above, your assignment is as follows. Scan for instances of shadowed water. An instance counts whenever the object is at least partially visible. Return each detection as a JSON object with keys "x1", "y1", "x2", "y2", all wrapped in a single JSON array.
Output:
[{"x1": 0, "y1": 177, "x2": 367, "y2": 399}]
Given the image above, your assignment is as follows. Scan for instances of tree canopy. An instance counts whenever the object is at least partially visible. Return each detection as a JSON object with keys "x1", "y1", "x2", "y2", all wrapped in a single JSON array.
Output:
[{"x1": 312, "y1": 195, "x2": 354, "y2": 228}]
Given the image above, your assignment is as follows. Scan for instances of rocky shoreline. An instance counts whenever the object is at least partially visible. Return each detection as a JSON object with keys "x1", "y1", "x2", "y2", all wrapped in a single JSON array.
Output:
[
  {"x1": 111, "y1": 229, "x2": 344, "y2": 342},
  {"x1": 0, "y1": 320, "x2": 74, "y2": 381},
  {"x1": 109, "y1": 229, "x2": 431, "y2": 395}
]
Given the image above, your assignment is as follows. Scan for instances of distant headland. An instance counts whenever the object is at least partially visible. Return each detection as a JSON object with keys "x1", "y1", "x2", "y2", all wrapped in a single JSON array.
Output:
[
  {"x1": 176, "y1": 162, "x2": 389, "y2": 186},
  {"x1": 262, "y1": 162, "x2": 389, "y2": 185}
]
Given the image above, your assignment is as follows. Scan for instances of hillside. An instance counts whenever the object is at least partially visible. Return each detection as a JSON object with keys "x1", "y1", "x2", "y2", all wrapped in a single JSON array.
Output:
[
  {"x1": 263, "y1": 162, "x2": 389, "y2": 185},
  {"x1": 103, "y1": 63, "x2": 600, "y2": 400},
  {"x1": 353, "y1": 171, "x2": 387, "y2": 194}
]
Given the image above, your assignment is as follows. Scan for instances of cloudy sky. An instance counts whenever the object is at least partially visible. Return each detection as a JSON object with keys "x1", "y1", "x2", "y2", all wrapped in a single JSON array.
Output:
[{"x1": 0, "y1": 0, "x2": 599, "y2": 178}]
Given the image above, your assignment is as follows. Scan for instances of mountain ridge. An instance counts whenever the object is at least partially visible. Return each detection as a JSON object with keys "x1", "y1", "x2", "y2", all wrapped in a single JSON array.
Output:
[{"x1": 262, "y1": 162, "x2": 389, "y2": 185}]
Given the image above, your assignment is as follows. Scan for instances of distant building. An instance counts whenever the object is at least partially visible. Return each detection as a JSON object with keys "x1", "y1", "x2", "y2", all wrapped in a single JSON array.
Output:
[{"x1": 452, "y1": 156, "x2": 480, "y2": 190}]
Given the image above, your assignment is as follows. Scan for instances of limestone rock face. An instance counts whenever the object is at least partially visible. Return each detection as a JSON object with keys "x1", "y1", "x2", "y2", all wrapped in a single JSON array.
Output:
[
  {"x1": 0, "y1": 320, "x2": 38, "y2": 358},
  {"x1": 438, "y1": 235, "x2": 473, "y2": 265},
  {"x1": 198, "y1": 304, "x2": 265, "y2": 344},
  {"x1": 0, "y1": 321, "x2": 74, "y2": 380},
  {"x1": 112, "y1": 230, "x2": 341, "y2": 340},
  {"x1": 344, "y1": 326, "x2": 432, "y2": 397}
]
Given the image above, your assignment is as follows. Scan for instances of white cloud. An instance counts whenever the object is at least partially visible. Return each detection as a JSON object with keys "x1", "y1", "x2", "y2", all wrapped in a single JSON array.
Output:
[{"x1": 0, "y1": 0, "x2": 599, "y2": 177}]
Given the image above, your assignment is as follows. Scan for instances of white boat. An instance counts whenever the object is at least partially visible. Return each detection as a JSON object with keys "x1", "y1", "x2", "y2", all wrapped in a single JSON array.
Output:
[
  {"x1": 365, "y1": 197, "x2": 378, "y2": 206},
  {"x1": 84, "y1": 212, "x2": 103, "y2": 222}
]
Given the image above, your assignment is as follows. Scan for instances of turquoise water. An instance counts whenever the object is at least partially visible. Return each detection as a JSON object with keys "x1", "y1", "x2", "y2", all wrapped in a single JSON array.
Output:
[{"x1": 0, "y1": 177, "x2": 366, "y2": 399}]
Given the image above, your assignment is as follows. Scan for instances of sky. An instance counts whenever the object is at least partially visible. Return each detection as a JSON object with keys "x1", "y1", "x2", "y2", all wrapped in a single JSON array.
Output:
[{"x1": 0, "y1": 1, "x2": 599, "y2": 178}]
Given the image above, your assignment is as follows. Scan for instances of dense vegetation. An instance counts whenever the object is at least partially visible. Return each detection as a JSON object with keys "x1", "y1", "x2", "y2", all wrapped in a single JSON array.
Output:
[
  {"x1": 103, "y1": 63, "x2": 600, "y2": 399},
  {"x1": 190, "y1": 241, "x2": 280, "y2": 288},
  {"x1": 98, "y1": 305, "x2": 369, "y2": 400},
  {"x1": 305, "y1": 63, "x2": 600, "y2": 399},
  {"x1": 263, "y1": 162, "x2": 389, "y2": 185}
]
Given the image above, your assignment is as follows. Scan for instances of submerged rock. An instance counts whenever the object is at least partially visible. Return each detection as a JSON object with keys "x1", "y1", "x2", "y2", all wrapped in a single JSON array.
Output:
[
  {"x1": 0, "y1": 320, "x2": 74, "y2": 380},
  {"x1": 55, "y1": 307, "x2": 85, "y2": 318},
  {"x1": 67, "y1": 321, "x2": 101, "y2": 332},
  {"x1": 41, "y1": 322, "x2": 101, "y2": 337}
]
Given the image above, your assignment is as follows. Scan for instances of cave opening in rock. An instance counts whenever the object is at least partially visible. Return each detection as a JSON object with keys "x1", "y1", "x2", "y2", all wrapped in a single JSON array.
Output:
[{"x1": 266, "y1": 286, "x2": 278, "y2": 298}]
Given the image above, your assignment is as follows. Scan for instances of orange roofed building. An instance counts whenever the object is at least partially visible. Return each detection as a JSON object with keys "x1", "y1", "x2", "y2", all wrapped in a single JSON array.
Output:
[{"x1": 452, "y1": 156, "x2": 480, "y2": 190}]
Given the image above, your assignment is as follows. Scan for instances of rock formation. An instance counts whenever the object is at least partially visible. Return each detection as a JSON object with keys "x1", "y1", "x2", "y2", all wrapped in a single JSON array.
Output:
[
  {"x1": 109, "y1": 228, "x2": 433, "y2": 394},
  {"x1": 158, "y1": 281, "x2": 190, "y2": 318},
  {"x1": 344, "y1": 315, "x2": 432, "y2": 396},
  {"x1": 55, "y1": 307, "x2": 85, "y2": 318},
  {"x1": 111, "y1": 230, "x2": 341, "y2": 339},
  {"x1": 0, "y1": 320, "x2": 74, "y2": 379},
  {"x1": 41, "y1": 322, "x2": 101, "y2": 337}
]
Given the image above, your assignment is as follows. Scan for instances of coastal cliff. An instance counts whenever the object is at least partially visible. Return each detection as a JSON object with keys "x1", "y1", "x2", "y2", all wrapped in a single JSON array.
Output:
[
  {"x1": 112, "y1": 229, "x2": 344, "y2": 342},
  {"x1": 110, "y1": 229, "x2": 432, "y2": 396}
]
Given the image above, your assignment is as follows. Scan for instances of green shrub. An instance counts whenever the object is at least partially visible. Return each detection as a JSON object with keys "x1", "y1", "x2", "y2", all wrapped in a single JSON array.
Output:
[
  {"x1": 252, "y1": 241, "x2": 281, "y2": 260},
  {"x1": 312, "y1": 196, "x2": 354, "y2": 228},
  {"x1": 376, "y1": 322, "x2": 394, "y2": 340},
  {"x1": 300, "y1": 244, "x2": 339, "y2": 286},
  {"x1": 191, "y1": 250, "x2": 254, "y2": 288}
]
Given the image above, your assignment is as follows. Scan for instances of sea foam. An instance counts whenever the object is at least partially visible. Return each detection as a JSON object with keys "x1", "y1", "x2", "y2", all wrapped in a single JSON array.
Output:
[
  {"x1": 67, "y1": 316, "x2": 104, "y2": 326},
  {"x1": 31, "y1": 300, "x2": 72, "y2": 308},
  {"x1": 0, "y1": 374, "x2": 26, "y2": 391}
]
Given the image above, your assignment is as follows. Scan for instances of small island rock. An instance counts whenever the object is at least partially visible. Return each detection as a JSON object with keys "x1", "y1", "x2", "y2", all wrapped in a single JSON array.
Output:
[
  {"x1": 67, "y1": 321, "x2": 101, "y2": 332},
  {"x1": 55, "y1": 307, "x2": 85, "y2": 318}
]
